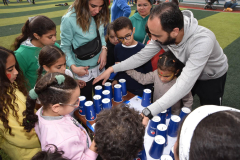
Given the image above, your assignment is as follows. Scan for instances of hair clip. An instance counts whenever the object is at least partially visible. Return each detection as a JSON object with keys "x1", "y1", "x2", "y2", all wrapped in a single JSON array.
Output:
[
  {"x1": 28, "y1": 16, "x2": 35, "y2": 22},
  {"x1": 173, "y1": 60, "x2": 175, "y2": 63},
  {"x1": 55, "y1": 75, "x2": 65, "y2": 85},
  {"x1": 27, "y1": 120, "x2": 30, "y2": 123},
  {"x1": 159, "y1": 57, "x2": 162, "y2": 59},
  {"x1": 29, "y1": 88, "x2": 38, "y2": 99}
]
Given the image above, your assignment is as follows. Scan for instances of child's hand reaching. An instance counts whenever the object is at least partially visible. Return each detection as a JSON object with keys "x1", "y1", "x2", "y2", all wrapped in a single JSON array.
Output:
[
  {"x1": 112, "y1": 80, "x2": 118, "y2": 89},
  {"x1": 89, "y1": 140, "x2": 98, "y2": 153},
  {"x1": 78, "y1": 80, "x2": 86, "y2": 88}
]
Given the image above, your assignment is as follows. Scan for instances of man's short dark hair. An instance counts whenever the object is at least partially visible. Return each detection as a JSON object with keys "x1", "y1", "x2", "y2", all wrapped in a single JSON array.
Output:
[
  {"x1": 94, "y1": 104, "x2": 145, "y2": 160},
  {"x1": 113, "y1": 17, "x2": 133, "y2": 33},
  {"x1": 149, "y1": 2, "x2": 183, "y2": 33}
]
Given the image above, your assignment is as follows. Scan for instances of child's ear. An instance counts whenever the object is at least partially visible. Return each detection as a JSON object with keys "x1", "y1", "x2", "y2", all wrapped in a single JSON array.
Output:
[
  {"x1": 33, "y1": 33, "x2": 40, "y2": 40},
  {"x1": 51, "y1": 103, "x2": 61, "y2": 113},
  {"x1": 133, "y1": 27, "x2": 135, "y2": 34},
  {"x1": 42, "y1": 65, "x2": 50, "y2": 72}
]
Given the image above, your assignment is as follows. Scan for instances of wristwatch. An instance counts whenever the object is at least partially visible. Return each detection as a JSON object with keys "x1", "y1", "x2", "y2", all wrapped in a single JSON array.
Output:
[
  {"x1": 142, "y1": 108, "x2": 153, "y2": 120},
  {"x1": 102, "y1": 46, "x2": 108, "y2": 50}
]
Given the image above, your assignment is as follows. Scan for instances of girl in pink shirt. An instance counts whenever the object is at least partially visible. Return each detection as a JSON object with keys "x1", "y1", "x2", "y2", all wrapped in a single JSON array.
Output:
[{"x1": 22, "y1": 72, "x2": 97, "y2": 160}]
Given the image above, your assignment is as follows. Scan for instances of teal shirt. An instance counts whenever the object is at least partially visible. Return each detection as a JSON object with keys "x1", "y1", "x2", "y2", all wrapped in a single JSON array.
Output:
[
  {"x1": 60, "y1": 8, "x2": 106, "y2": 69},
  {"x1": 15, "y1": 42, "x2": 60, "y2": 90},
  {"x1": 130, "y1": 12, "x2": 150, "y2": 45}
]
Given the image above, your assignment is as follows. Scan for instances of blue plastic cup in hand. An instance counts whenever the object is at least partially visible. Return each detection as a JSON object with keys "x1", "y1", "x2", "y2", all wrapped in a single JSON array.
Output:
[
  {"x1": 141, "y1": 89, "x2": 151, "y2": 107},
  {"x1": 78, "y1": 96, "x2": 86, "y2": 116},
  {"x1": 149, "y1": 135, "x2": 166, "y2": 159},
  {"x1": 179, "y1": 107, "x2": 191, "y2": 120},
  {"x1": 93, "y1": 95, "x2": 102, "y2": 114},
  {"x1": 104, "y1": 82, "x2": 113, "y2": 99},
  {"x1": 134, "y1": 148, "x2": 147, "y2": 160},
  {"x1": 160, "y1": 110, "x2": 167, "y2": 124},
  {"x1": 109, "y1": 72, "x2": 117, "y2": 80},
  {"x1": 156, "y1": 124, "x2": 168, "y2": 143},
  {"x1": 168, "y1": 115, "x2": 181, "y2": 137},
  {"x1": 119, "y1": 79, "x2": 127, "y2": 96},
  {"x1": 114, "y1": 84, "x2": 122, "y2": 102},
  {"x1": 147, "y1": 116, "x2": 161, "y2": 137},
  {"x1": 166, "y1": 107, "x2": 172, "y2": 119},
  {"x1": 85, "y1": 101, "x2": 96, "y2": 121},
  {"x1": 102, "y1": 90, "x2": 111, "y2": 99},
  {"x1": 102, "y1": 98, "x2": 112, "y2": 109},
  {"x1": 95, "y1": 85, "x2": 102, "y2": 96},
  {"x1": 170, "y1": 146, "x2": 175, "y2": 160},
  {"x1": 161, "y1": 155, "x2": 173, "y2": 160}
]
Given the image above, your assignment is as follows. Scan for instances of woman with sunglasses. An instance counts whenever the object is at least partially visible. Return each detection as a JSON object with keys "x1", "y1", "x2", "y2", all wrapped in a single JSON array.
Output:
[{"x1": 60, "y1": 0, "x2": 109, "y2": 101}]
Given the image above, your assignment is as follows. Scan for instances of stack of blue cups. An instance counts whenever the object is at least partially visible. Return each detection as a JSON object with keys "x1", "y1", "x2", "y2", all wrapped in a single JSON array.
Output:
[
  {"x1": 84, "y1": 101, "x2": 96, "y2": 121},
  {"x1": 149, "y1": 135, "x2": 166, "y2": 159},
  {"x1": 167, "y1": 115, "x2": 181, "y2": 137},
  {"x1": 93, "y1": 95, "x2": 102, "y2": 114},
  {"x1": 119, "y1": 79, "x2": 127, "y2": 96},
  {"x1": 78, "y1": 96, "x2": 86, "y2": 116},
  {"x1": 102, "y1": 90, "x2": 111, "y2": 99},
  {"x1": 161, "y1": 155, "x2": 173, "y2": 160},
  {"x1": 156, "y1": 124, "x2": 168, "y2": 146},
  {"x1": 141, "y1": 89, "x2": 152, "y2": 107},
  {"x1": 147, "y1": 116, "x2": 161, "y2": 137},
  {"x1": 95, "y1": 85, "x2": 102, "y2": 96},
  {"x1": 104, "y1": 82, "x2": 113, "y2": 99},
  {"x1": 113, "y1": 84, "x2": 122, "y2": 102},
  {"x1": 159, "y1": 110, "x2": 167, "y2": 125},
  {"x1": 179, "y1": 107, "x2": 191, "y2": 120},
  {"x1": 102, "y1": 98, "x2": 112, "y2": 109}
]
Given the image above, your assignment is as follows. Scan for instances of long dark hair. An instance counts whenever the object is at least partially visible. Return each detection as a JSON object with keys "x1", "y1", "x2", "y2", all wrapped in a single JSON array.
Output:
[
  {"x1": 68, "y1": 0, "x2": 109, "y2": 32},
  {"x1": 12, "y1": 16, "x2": 56, "y2": 51},
  {"x1": 37, "y1": 45, "x2": 65, "y2": 82},
  {"x1": 22, "y1": 73, "x2": 78, "y2": 132},
  {"x1": 0, "y1": 46, "x2": 28, "y2": 136},
  {"x1": 157, "y1": 50, "x2": 184, "y2": 77}
]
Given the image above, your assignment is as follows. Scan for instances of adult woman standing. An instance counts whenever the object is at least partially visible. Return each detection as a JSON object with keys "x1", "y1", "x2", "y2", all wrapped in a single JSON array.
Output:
[
  {"x1": 130, "y1": 0, "x2": 152, "y2": 45},
  {"x1": 60, "y1": 0, "x2": 109, "y2": 100}
]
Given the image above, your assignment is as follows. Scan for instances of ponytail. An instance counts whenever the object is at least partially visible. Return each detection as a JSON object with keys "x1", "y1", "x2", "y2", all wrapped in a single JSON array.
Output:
[
  {"x1": 22, "y1": 96, "x2": 38, "y2": 132},
  {"x1": 12, "y1": 20, "x2": 31, "y2": 51},
  {"x1": 37, "y1": 66, "x2": 44, "y2": 83}
]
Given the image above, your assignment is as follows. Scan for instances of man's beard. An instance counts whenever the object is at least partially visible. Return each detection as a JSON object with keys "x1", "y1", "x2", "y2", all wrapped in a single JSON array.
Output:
[{"x1": 156, "y1": 34, "x2": 176, "y2": 45}]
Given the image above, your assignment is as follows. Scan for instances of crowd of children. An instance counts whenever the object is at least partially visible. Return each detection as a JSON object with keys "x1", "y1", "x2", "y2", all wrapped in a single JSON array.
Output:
[{"x1": 0, "y1": 0, "x2": 239, "y2": 160}]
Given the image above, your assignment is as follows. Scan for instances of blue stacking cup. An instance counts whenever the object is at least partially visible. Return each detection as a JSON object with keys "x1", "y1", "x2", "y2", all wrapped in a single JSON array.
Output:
[
  {"x1": 161, "y1": 155, "x2": 173, "y2": 160},
  {"x1": 85, "y1": 101, "x2": 96, "y2": 121},
  {"x1": 159, "y1": 110, "x2": 167, "y2": 124},
  {"x1": 168, "y1": 115, "x2": 181, "y2": 137},
  {"x1": 95, "y1": 85, "x2": 102, "y2": 96},
  {"x1": 109, "y1": 72, "x2": 118, "y2": 80},
  {"x1": 78, "y1": 96, "x2": 86, "y2": 116},
  {"x1": 166, "y1": 107, "x2": 172, "y2": 119},
  {"x1": 156, "y1": 124, "x2": 167, "y2": 140},
  {"x1": 93, "y1": 95, "x2": 102, "y2": 114},
  {"x1": 114, "y1": 84, "x2": 122, "y2": 102},
  {"x1": 134, "y1": 148, "x2": 147, "y2": 160},
  {"x1": 102, "y1": 90, "x2": 111, "y2": 99},
  {"x1": 104, "y1": 82, "x2": 113, "y2": 99},
  {"x1": 102, "y1": 98, "x2": 112, "y2": 109},
  {"x1": 170, "y1": 146, "x2": 175, "y2": 160},
  {"x1": 149, "y1": 135, "x2": 166, "y2": 159},
  {"x1": 141, "y1": 89, "x2": 151, "y2": 107},
  {"x1": 179, "y1": 107, "x2": 191, "y2": 120},
  {"x1": 119, "y1": 79, "x2": 127, "y2": 96},
  {"x1": 147, "y1": 116, "x2": 161, "y2": 137}
]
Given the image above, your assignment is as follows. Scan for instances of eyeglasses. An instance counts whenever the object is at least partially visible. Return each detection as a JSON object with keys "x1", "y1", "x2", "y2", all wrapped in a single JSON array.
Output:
[
  {"x1": 59, "y1": 98, "x2": 80, "y2": 108},
  {"x1": 117, "y1": 32, "x2": 133, "y2": 42}
]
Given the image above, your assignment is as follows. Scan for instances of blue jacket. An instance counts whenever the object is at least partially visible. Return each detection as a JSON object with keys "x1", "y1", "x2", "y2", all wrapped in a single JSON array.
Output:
[{"x1": 111, "y1": 0, "x2": 131, "y2": 22}]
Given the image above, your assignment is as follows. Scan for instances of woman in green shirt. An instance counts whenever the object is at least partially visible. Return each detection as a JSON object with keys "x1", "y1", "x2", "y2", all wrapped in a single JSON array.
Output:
[{"x1": 129, "y1": 0, "x2": 152, "y2": 45}]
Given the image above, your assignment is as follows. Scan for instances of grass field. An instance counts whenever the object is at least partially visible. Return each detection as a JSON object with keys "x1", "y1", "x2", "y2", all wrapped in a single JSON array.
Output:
[{"x1": 0, "y1": 1, "x2": 240, "y2": 159}]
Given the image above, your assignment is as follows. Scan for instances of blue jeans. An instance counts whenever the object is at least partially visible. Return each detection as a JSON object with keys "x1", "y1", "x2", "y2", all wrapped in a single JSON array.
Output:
[{"x1": 224, "y1": 1, "x2": 238, "y2": 9}]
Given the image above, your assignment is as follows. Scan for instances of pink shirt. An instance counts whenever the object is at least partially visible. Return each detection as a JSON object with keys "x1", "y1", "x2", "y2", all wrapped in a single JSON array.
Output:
[{"x1": 35, "y1": 108, "x2": 98, "y2": 160}]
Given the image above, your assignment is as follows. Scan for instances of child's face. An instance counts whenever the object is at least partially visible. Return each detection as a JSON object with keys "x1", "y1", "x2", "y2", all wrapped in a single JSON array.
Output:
[
  {"x1": 44, "y1": 56, "x2": 66, "y2": 74},
  {"x1": 34, "y1": 29, "x2": 56, "y2": 47},
  {"x1": 5, "y1": 54, "x2": 18, "y2": 83},
  {"x1": 57, "y1": 86, "x2": 80, "y2": 115},
  {"x1": 157, "y1": 68, "x2": 175, "y2": 83},
  {"x1": 109, "y1": 30, "x2": 119, "y2": 45},
  {"x1": 116, "y1": 27, "x2": 135, "y2": 46}
]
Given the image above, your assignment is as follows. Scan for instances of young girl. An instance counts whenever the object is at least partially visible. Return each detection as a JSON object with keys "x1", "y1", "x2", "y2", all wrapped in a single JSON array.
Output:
[
  {"x1": 13, "y1": 15, "x2": 59, "y2": 89},
  {"x1": 126, "y1": 50, "x2": 193, "y2": 115},
  {"x1": 174, "y1": 105, "x2": 240, "y2": 160},
  {"x1": 105, "y1": 23, "x2": 119, "y2": 70},
  {"x1": 38, "y1": 45, "x2": 86, "y2": 88},
  {"x1": 0, "y1": 46, "x2": 41, "y2": 160},
  {"x1": 22, "y1": 72, "x2": 98, "y2": 160}
]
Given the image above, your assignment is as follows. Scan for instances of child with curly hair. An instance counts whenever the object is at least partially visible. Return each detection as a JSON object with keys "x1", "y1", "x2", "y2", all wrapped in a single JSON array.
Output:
[{"x1": 94, "y1": 104, "x2": 145, "y2": 160}]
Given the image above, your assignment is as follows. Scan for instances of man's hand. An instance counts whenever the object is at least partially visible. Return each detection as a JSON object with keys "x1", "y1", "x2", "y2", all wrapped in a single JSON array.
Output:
[
  {"x1": 141, "y1": 113, "x2": 150, "y2": 128},
  {"x1": 93, "y1": 67, "x2": 114, "y2": 85}
]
